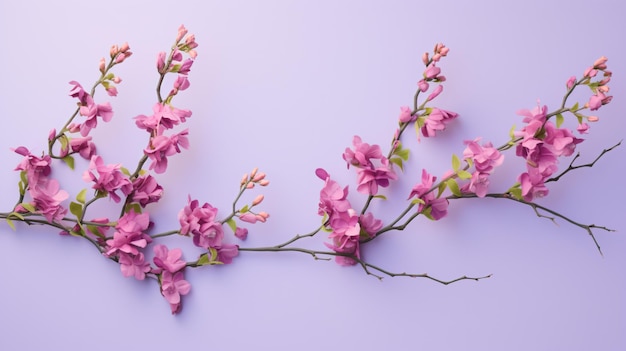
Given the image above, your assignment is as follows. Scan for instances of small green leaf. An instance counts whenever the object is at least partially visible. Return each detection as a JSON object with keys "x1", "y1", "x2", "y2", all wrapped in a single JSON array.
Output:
[
  {"x1": 126, "y1": 203, "x2": 142, "y2": 214},
  {"x1": 20, "y1": 203, "x2": 36, "y2": 213},
  {"x1": 120, "y1": 167, "x2": 131, "y2": 177},
  {"x1": 68, "y1": 230, "x2": 83, "y2": 237},
  {"x1": 373, "y1": 195, "x2": 387, "y2": 200},
  {"x1": 555, "y1": 113, "x2": 564, "y2": 128},
  {"x1": 437, "y1": 181, "x2": 447, "y2": 197},
  {"x1": 6, "y1": 218, "x2": 15, "y2": 231},
  {"x1": 20, "y1": 171, "x2": 28, "y2": 186},
  {"x1": 196, "y1": 253, "x2": 210, "y2": 266},
  {"x1": 509, "y1": 124, "x2": 517, "y2": 139},
  {"x1": 452, "y1": 154, "x2": 460, "y2": 171},
  {"x1": 62, "y1": 155, "x2": 75, "y2": 170},
  {"x1": 69, "y1": 201, "x2": 83, "y2": 218},
  {"x1": 226, "y1": 218, "x2": 237, "y2": 233},
  {"x1": 76, "y1": 189, "x2": 87, "y2": 204},
  {"x1": 8, "y1": 211, "x2": 25, "y2": 220},
  {"x1": 240, "y1": 204, "x2": 249, "y2": 213},
  {"x1": 457, "y1": 170, "x2": 472, "y2": 180},
  {"x1": 395, "y1": 148, "x2": 410, "y2": 161},
  {"x1": 390, "y1": 157, "x2": 404, "y2": 171},
  {"x1": 86, "y1": 225, "x2": 105, "y2": 239},
  {"x1": 571, "y1": 102, "x2": 579, "y2": 111},
  {"x1": 446, "y1": 178, "x2": 462, "y2": 197}
]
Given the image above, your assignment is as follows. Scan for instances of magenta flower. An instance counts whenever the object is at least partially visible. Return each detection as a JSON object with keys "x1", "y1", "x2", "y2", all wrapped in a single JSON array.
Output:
[
  {"x1": 77, "y1": 95, "x2": 113, "y2": 136},
  {"x1": 216, "y1": 244, "x2": 239, "y2": 264},
  {"x1": 153, "y1": 244, "x2": 186, "y2": 274},
  {"x1": 28, "y1": 178, "x2": 69, "y2": 223},
  {"x1": 234, "y1": 227, "x2": 248, "y2": 240},
  {"x1": 105, "y1": 210, "x2": 151, "y2": 257},
  {"x1": 398, "y1": 106, "x2": 415, "y2": 123},
  {"x1": 355, "y1": 160, "x2": 397, "y2": 195},
  {"x1": 316, "y1": 168, "x2": 351, "y2": 219},
  {"x1": 178, "y1": 197, "x2": 224, "y2": 249},
  {"x1": 342, "y1": 136, "x2": 383, "y2": 169},
  {"x1": 13, "y1": 146, "x2": 52, "y2": 184},
  {"x1": 408, "y1": 169, "x2": 449, "y2": 220},
  {"x1": 544, "y1": 123, "x2": 583, "y2": 157},
  {"x1": 519, "y1": 168, "x2": 549, "y2": 201},
  {"x1": 464, "y1": 171, "x2": 490, "y2": 198},
  {"x1": 359, "y1": 212, "x2": 382, "y2": 239},
  {"x1": 82, "y1": 155, "x2": 132, "y2": 203},
  {"x1": 463, "y1": 139, "x2": 504, "y2": 174},
  {"x1": 144, "y1": 129, "x2": 190, "y2": 174},
  {"x1": 131, "y1": 175, "x2": 163, "y2": 207},
  {"x1": 421, "y1": 108, "x2": 458, "y2": 137},
  {"x1": 69, "y1": 136, "x2": 97, "y2": 160},
  {"x1": 119, "y1": 252, "x2": 151, "y2": 280},
  {"x1": 160, "y1": 270, "x2": 191, "y2": 314}
]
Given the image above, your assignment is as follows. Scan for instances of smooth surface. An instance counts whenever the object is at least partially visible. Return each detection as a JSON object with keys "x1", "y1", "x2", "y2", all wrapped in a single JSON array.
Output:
[{"x1": 1, "y1": 1, "x2": 624, "y2": 350}]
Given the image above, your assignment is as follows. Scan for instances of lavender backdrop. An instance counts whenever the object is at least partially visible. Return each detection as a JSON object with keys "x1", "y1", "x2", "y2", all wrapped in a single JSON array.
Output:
[{"x1": 1, "y1": 1, "x2": 624, "y2": 350}]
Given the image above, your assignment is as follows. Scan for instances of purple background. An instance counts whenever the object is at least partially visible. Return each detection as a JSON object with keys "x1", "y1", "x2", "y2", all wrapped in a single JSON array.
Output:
[{"x1": 1, "y1": 1, "x2": 624, "y2": 350}]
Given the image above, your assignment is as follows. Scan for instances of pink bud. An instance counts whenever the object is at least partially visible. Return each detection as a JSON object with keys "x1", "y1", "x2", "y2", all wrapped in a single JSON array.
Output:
[
  {"x1": 177, "y1": 25, "x2": 188, "y2": 42},
  {"x1": 593, "y1": 56, "x2": 608, "y2": 69},
  {"x1": 115, "y1": 53, "x2": 126, "y2": 64},
  {"x1": 432, "y1": 53, "x2": 441, "y2": 62},
  {"x1": 235, "y1": 227, "x2": 248, "y2": 240},
  {"x1": 110, "y1": 45, "x2": 119, "y2": 57},
  {"x1": 434, "y1": 43, "x2": 443, "y2": 53},
  {"x1": 240, "y1": 173, "x2": 248, "y2": 185},
  {"x1": 99, "y1": 58, "x2": 106, "y2": 73},
  {"x1": 417, "y1": 79, "x2": 429, "y2": 92},
  {"x1": 566, "y1": 76, "x2": 576, "y2": 90},
  {"x1": 246, "y1": 182, "x2": 255, "y2": 189},
  {"x1": 120, "y1": 42, "x2": 130, "y2": 53},
  {"x1": 255, "y1": 214, "x2": 266, "y2": 223},
  {"x1": 252, "y1": 194, "x2": 264, "y2": 206},
  {"x1": 577, "y1": 123, "x2": 589, "y2": 134},
  {"x1": 587, "y1": 116, "x2": 599, "y2": 122},
  {"x1": 253, "y1": 172, "x2": 266, "y2": 182},
  {"x1": 48, "y1": 129, "x2": 56, "y2": 141},
  {"x1": 583, "y1": 67, "x2": 597, "y2": 78},
  {"x1": 189, "y1": 50, "x2": 198, "y2": 59},
  {"x1": 250, "y1": 167, "x2": 258, "y2": 178},
  {"x1": 426, "y1": 85, "x2": 443, "y2": 101},
  {"x1": 258, "y1": 211, "x2": 269, "y2": 220},
  {"x1": 422, "y1": 52, "x2": 429, "y2": 65},
  {"x1": 424, "y1": 65, "x2": 441, "y2": 80},
  {"x1": 398, "y1": 106, "x2": 413, "y2": 123},
  {"x1": 112, "y1": 76, "x2": 122, "y2": 84},
  {"x1": 106, "y1": 86, "x2": 118, "y2": 97},
  {"x1": 597, "y1": 85, "x2": 609, "y2": 93},
  {"x1": 258, "y1": 179, "x2": 269, "y2": 186},
  {"x1": 238, "y1": 213, "x2": 257, "y2": 224},
  {"x1": 439, "y1": 46, "x2": 449, "y2": 56}
]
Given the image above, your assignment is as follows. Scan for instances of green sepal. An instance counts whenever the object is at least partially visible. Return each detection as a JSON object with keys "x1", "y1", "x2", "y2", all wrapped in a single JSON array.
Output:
[
  {"x1": 19, "y1": 170, "x2": 28, "y2": 186},
  {"x1": 226, "y1": 218, "x2": 237, "y2": 233},
  {"x1": 239, "y1": 204, "x2": 249, "y2": 213},
  {"x1": 373, "y1": 194, "x2": 387, "y2": 200},
  {"x1": 8, "y1": 211, "x2": 25, "y2": 220},
  {"x1": 411, "y1": 198, "x2": 425, "y2": 205},
  {"x1": 68, "y1": 230, "x2": 84, "y2": 238},
  {"x1": 452, "y1": 154, "x2": 461, "y2": 171},
  {"x1": 69, "y1": 201, "x2": 83, "y2": 218},
  {"x1": 125, "y1": 203, "x2": 142, "y2": 215},
  {"x1": 20, "y1": 203, "x2": 36, "y2": 213},
  {"x1": 76, "y1": 189, "x2": 87, "y2": 204},
  {"x1": 62, "y1": 155, "x2": 75, "y2": 170},
  {"x1": 197, "y1": 248, "x2": 223, "y2": 266},
  {"x1": 457, "y1": 170, "x2": 472, "y2": 180},
  {"x1": 422, "y1": 206, "x2": 434, "y2": 220},
  {"x1": 446, "y1": 178, "x2": 462, "y2": 197},
  {"x1": 556, "y1": 113, "x2": 564, "y2": 128}
]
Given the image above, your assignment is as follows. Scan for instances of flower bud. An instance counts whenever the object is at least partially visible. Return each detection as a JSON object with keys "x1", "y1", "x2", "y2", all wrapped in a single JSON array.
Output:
[
  {"x1": 593, "y1": 56, "x2": 608, "y2": 69},
  {"x1": 587, "y1": 116, "x2": 599, "y2": 122},
  {"x1": 252, "y1": 194, "x2": 264, "y2": 206},
  {"x1": 110, "y1": 45, "x2": 119, "y2": 58},
  {"x1": 240, "y1": 173, "x2": 248, "y2": 186},
  {"x1": 258, "y1": 179, "x2": 270, "y2": 186},
  {"x1": 120, "y1": 42, "x2": 130, "y2": 53},
  {"x1": 250, "y1": 167, "x2": 258, "y2": 178},
  {"x1": 253, "y1": 172, "x2": 266, "y2": 182},
  {"x1": 426, "y1": 85, "x2": 443, "y2": 101},
  {"x1": 422, "y1": 52, "x2": 429, "y2": 65},
  {"x1": 99, "y1": 58, "x2": 106, "y2": 74}
]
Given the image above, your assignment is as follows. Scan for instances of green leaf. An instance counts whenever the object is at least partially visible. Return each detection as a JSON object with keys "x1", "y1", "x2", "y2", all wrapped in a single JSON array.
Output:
[
  {"x1": 20, "y1": 170, "x2": 28, "y2": 186},
  {"x1": 126, "y1": 203, "x2": 142, "y2": 214},
  {"x1": 62, "y1": 155, "x2": 75, "y2": 170},
  {"x1": 76, "y1": 189, "x2": 87, "y2": 204},
  {"x1": 437, "y1": 181, "x2": 447, "y2": 197},
  {"x1": 196, "y1": 253, "x2": 210, "y2": 266},
  {"x1": 446, "y1": 178, "x2": 462, "y2": 197},
  {"x1": 411, "y1": 198, "x2": 425, "y2": 205},
  {"x1": 226, "y1": 218, "x2": 237, "y2": 233},
  {"x1": 509, "y1": 124, "x2": 517, "y2": 139},
  {"x1": 8, "y1": 211, "x2": 25, "y2": 220},
  {"x1": 69, "y1": 201, "x2": 83, "y2": 218},
  {"x1": 389, "y1": 157, "x2": 404, "y2": 171},
  {"x1": 86, "y1": 225, "x2": 105, "y2": 239},
  {"x1": 120, "y1": 167, "x2": 131, "y2": 177},
  {"x1": 555, "y1": 113, "x2": 564, "y2": 128},
  {"x1": 457, "y1": 170, "x2": 472, "y2": 180},
  {"x1": 20, "y1": 203, "x2": 36, "y2": 213},
  {"x1": 373, "y1": 195, "x2": 387, "y2": 200},
  {"x1": 571, "y1": 102, "x2": 579, "y2": 111},
  {"x1": 239, "y1": 204, "x2": 249, "y2": 213},
  {"x1": 395, "y1": 147, "x2": 410, "y2": 161},
  {"x1": 6, "y1": 218, "x2": 15, "y2": 231},
  {"x1": 452, "y1": 154, "x2": 460, "y2": 171}
]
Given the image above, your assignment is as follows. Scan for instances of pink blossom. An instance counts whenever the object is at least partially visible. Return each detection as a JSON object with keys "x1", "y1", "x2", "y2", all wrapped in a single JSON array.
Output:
[
  {"x1": 131, "y1": 175, "x2": 163, "y2": 207},
  {"x1": 325, "y1": 209, "x2": 361, "y2": 266},
  {"x1": 78, "y1": 96, "x2": 113, "y2": 137},
  {"x1": 355, "y1": 160, "x2": 397, "y2": 195},
  {"x1": 417, "y1": 79, "x2": 429, "y2": 92},
  {"x1": 465, "y1": 171, "x2": 490, "y2": 198},
  {"x1": 519, "y1": 168, "x2": 549, "y2": 201},
  {"x1": 234, "y1": 227, "x2": 248, "y2": 240},
  {"x1": 82, "y1": 155, "x2": 132, "y2": 203},
  {"x1": 544, "y1": 124, "x2": 583, "y2": 157},
  {"x1": 342, "y1": 136, "x2": 383, "y2": 169},
  {"x1": 588, "y1": 92, "x2": 605, "y2": 111},
  {"x1": 516, "y1": 104, "x2": 547, "y2": 124},
  {"x1": 105, "y1": 210, "x2": 151, "y2": 257},
  {"x1": 119, "y1": 252, "x2": 151, "y2": 280},
  {"x1": 359, "y1": 212, "x2": 382, "y2": 239},
  {"x1": 160, "y1": 270, "x2": 191, "y2": 314},
  {"x1": 157, "y1": 51, "x2": 166, "y2": 72},
  {"x1": 68, "y1": 81, "x2": 89, "y2": 103},
  {"x1": 29, "y1": 178, "x2": 69, "y2": 223},
  {"x1": 144, "y1": 129, "x2": 190, "y2": 174},
  {"x1": 577, "y1": 123, "x2": 590, "y2": 134},
  {"x1": 408, "y1": 169, "x2": 449, "y2": 220},
  {"x1": 217, "y1": 244, "x2": 239, "y2": 264},
  {"x1": 398, "y1": 106, "x2": 414, "y2": 123},
  {"x1": 178, "y1": 197, "x2": 224, "y2": 249},
  {"x1": 316, "y1": 168, "x2": 351, "y2": 218},
  {"x1": 69, "y1": 136, "x2": 97, "y2": 160},
  {"x1": 421, "y1": 108, "x2": 458, "y2": 137},
  {"x1": 153, "y1": 245, "x2": 186, "y2": 274},
  {"x1": 424, "y1": 64, "x2": 441, "y2": 79},
  {"x1": 13, "y1": 146, "x2": 51, "y2": 184},
  {"x1": 463, "y1": 139, "x2": 504, "y2": 173}
]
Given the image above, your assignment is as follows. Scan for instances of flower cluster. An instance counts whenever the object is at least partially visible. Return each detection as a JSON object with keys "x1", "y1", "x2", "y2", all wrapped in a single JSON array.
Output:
[{"x1": 1, "y1": 29, "x2": 618, "y2": 315}]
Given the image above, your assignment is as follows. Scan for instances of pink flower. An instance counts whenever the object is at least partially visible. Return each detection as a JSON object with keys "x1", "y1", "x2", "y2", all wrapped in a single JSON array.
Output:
[
  {"x1": 13, "y1": 146, "x2": 52, "y2": 184},
  {"x1": 359, "y1": 212, "x2": 382, "y2": 239},
  {"x1": 29, "y1": 178, "x2": 69, "y2": 223},
  {"x1": 316, "y1": 168, "x2": 351, "y2": 218},
  {"x1": 424, "y1": 64, "x2": 441, "y2": 80},
  {"x1": 77, "y1": 95, "x2": 113, "y2": 136},
  {"x1": 588, "y1": 92, "x2": 605, "y2": 111},
  {"x1": 519, "y1": 168, "x2": 549, "y2": 201},
  {"x1": 408, "y1": 169, "x2": 449, "y2": 220},
  {"x1": 131, "y1": 175, "x2": 163, "y2": 207},
  {"x1": 517, "y1": 104, "x2": 547, "y2": 124},
  {"x1": 398, "y1": 106, "x2": 415, "y2": 123},
  {"x1": 465, "y1": 171, "x2": 490, "y2": 198},
  {"x1": 234, "y1": 227, "x2": 248, "y2": 240},
  {"x1": 144, "y1": 129, "x2": 190, "y2": 174},
  {"x1": 217, "y1": 244, "x2": 239, "y2": 264},
  {"x1": 355, "y1": 160, "x2": 397, "y2": 195},
  {"x1": 160, "y1": 270, "x2": 191, "y2": 314},
  {"x1": 69, "y1": 136, "x2": 97, "y2": 160},
  {"x1": 417, "y1": 79, "x2": 429, "y2": 92},
  {"x1": 82, "y1": 155, "x2": 132, "y2": 203},
  {"x1": 153, "y1": 244, "x2": 186, "y2": 274},
  {"x1": 342, "y1": 136, "x2": 383, "y2": 169},
  {"x1": 105, "y1": 210, "x2": 151, "y2": 257},
  {"x1": 119, "y1": 252, "x2": 151, "y2": 280},
  {"x1": 421, "y1": 108, "x2": 458, "y2": 137},
  {"x1": 178, "y1": 197, "x2": 224, "y2": 249},
  {"x1": 544, "y1": 124, "x2": 583, "y2": 157},
  {"x1": 463, "y1": 139, "x2": 504, "y2": 174}
]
